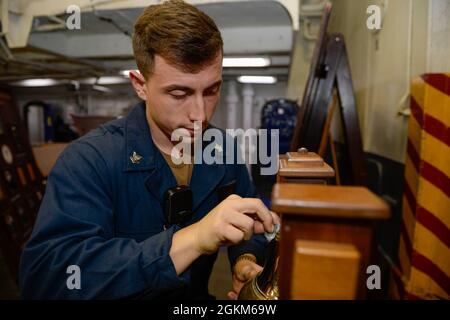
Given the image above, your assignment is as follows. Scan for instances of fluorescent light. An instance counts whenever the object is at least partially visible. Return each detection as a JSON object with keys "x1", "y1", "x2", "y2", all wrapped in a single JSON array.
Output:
[
  {"x1": 15, "y1": 78, "x2": 60, "y2": 87},
  {"x1": 237, "y1": 76, "x2": 277, "y2": 84},
  {"x1": 119, "y1": 70, "x2": 132, "y2": 77},
  {"x1": 120, "y1": 70, "x2": 131, "y2": 77},
  {"x1": 96, "y1": 76, "x2": 129, "y2": 85},
  {"x1": 119, "y1": 69, "x2": 140, "y2": 77},
  {"x1": 223, "y1": 57, "x2": 271, "y2": 68},
  {"x1": 92, "y1": 85, "x2": 112, "y2": 93}
]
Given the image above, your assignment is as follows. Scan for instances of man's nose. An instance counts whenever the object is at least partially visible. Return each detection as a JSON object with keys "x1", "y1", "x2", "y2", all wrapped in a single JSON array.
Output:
[{"x1": 189, "y1": 94, "x2": 207, "y2": 123}]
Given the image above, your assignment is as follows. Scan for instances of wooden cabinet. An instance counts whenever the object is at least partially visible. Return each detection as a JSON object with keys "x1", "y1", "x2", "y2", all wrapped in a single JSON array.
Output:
[{"x1": 272, "y1": 183, "x2": 390, "y2": 299}]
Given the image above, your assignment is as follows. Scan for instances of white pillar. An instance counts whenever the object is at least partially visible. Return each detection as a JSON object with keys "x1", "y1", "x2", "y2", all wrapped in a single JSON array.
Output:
[
  {"x1": 242, "y1": 83, "x2": 255, "y2": 175},
  {"x1": 242, "y1": 83, "x2": 254, "y2": 130},
  {"x1": 226, "y1": 80, "x2": 238, "y2": 129}
]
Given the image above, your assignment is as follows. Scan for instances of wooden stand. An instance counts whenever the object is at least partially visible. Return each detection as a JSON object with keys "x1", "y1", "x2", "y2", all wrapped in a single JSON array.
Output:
[
  {"x1": 272, "y1": 183, "x2": 390, "y2": 299},
  {"x1": 277, "y1": 150, "x2": 334, "y2": 184}
]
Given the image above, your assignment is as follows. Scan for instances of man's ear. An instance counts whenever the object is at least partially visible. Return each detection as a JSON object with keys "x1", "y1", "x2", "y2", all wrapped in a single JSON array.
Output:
[{"x1": 129, "y1": 70, "x2": 147, "y2": 100}]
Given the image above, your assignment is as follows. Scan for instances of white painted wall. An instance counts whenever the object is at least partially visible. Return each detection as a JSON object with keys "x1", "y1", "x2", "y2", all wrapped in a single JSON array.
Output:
[
  {"x1": 287, "y1": 0, "x2": 450, "y2": 163},
  {"x1": 427, "y1": 0, "x2": 450, "y2": 72}
]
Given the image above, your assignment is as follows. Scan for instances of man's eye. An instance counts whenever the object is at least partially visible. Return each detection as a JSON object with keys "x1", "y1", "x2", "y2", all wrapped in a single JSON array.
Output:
[
  {"x1": 205, "y1": 87, "x2": 220, "y2": 96},
  {"x1": 170, "y1": 93, "x2": 187, "y2": 100}
]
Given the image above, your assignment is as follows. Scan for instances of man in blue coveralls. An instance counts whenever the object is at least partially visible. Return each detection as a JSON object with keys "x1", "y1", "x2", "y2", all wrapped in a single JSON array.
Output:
[{"x1": 19, "y1": 0, "x2": 279, "y2": 299}]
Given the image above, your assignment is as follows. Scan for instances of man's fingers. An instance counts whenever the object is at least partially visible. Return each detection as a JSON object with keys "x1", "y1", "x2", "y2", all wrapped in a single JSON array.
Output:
[
  {"x1": 229, "y1": 262, "x2": 263, "y2": 300},
  {"x1": 231, "y1": 198, "x2": 274, "y2": 233},
  {"x1": 253, "y1": 220, "x2": 265, "y2": 234},
  {"x1": 236, "y1": 263, "x2": 252, "y2": 282},
  {"x1": 270, "y1": 211, "x2": 281, "y2": 225},
  {"x1": 226, "y1": 194, "x2": 241, "y2": 201},
  {"x1": 222, "y1": 224, "x2": 244, "y2": 244},
  {"x1": 236, "y1": 262, "x2": 262, "y2": 282},
  {"x1": 246, "y1": 269, "x2": 260, "y2": 280},
  {"x1": 253, "y1": 211, "x2": 281, "y2": 235},
  {"x1": 252, "y1": 263, "x2": 263, "y2": 273},
  {"x1": 228, "y1": 291, "x2": 238, "y2": 300},
  {"x1": 238, "y1": 269, "x2": 259, "y2": 282},
  {"x1": 227, "y1": 213, "x2": 255, "y2": 240}
]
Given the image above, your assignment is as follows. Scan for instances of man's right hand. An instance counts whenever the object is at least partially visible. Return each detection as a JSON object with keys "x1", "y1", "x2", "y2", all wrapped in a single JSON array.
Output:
[
  {"x1": 169, "y1": 194, "x2": 279, "y2": 275},
  {"x1": 169, "y1": 194, "x2": 280, "y2": 274},
  {"x1": 191, "y1": 194, "x2": 280, "y2": 255}
]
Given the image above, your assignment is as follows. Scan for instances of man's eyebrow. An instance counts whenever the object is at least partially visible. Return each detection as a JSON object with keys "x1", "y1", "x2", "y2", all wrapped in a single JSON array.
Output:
[
  {"x1": 205, "y1": 80, "x2": 222, "y2": 91},
  {"x1": 163, "y1": 80, "x2": 222, "y2": 93},
  {"x1": 163, "y1": 84, "x2": 195, "y2": 93}
]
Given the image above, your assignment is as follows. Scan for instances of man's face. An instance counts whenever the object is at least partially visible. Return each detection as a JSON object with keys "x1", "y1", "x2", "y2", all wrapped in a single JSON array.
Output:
[{"x1": 142, "y1": 54, "x2": 223, "y2": 142}]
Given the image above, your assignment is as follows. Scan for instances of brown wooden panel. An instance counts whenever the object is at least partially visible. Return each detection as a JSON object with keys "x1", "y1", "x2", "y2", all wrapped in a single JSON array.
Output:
[
  {"x1": 278, "y1": 177, "x2": 327, "y2": 185},
  {"x1": 278, "y1": 217, "x2": 375, "y2": 299},
  {"x1": 272, "y1": 183, "x2": 390, "y2": 220},
  {"x1": 290, "y1": 239, "x2": 361, "y2": 300}
]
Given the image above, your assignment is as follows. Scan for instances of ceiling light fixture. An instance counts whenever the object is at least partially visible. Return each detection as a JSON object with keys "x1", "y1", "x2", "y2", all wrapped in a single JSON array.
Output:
[
  {"x1": 223, "y1": 57, "x2": 271, "y2": 68},
  {"x1": 96, "y1": 76, "x2": 129, "y2": 85},
  {"x1": 119, "y1": 70, "x2": 131, "y2": 77},
  {"x1": 237, "y1": 76, "x2": 277, "y2": 84},
  {"x1": 14, "y1": 78, "x2": 60, "y2": 87}
]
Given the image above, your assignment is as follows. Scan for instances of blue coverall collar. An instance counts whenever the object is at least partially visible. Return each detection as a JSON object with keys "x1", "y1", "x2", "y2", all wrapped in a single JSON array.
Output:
[{"x1": 124, "y1": 101, "x2": 158, "y2": 172}]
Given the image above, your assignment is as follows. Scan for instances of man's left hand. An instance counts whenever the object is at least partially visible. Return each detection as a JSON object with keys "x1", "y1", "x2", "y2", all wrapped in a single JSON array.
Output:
[{"x1": 227, "y1": 259, "x2": 263, "y2": 300}]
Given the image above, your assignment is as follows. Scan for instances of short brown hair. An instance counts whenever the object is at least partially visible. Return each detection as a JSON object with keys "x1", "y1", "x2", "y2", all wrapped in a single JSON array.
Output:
[{"x1": 132, "y1": 0, "x2": 223, "y2": 79}]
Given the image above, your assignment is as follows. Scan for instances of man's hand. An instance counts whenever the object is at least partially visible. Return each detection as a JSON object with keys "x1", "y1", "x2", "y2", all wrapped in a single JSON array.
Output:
[
  {"x1": 192, "y1": 194, "x2": 280, "y2": 255},
  {"x1": 170, "y1": 194, "x2": 279, "y2": 275},
  {"x1": 228, "y1": 259, "x2": 263, "y2": 300}
]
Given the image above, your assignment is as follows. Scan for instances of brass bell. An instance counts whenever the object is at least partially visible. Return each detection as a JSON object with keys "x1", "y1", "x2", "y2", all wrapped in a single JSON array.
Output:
[{"x1": 238, "y1": 229, "x2": 280, "y2": 300}]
